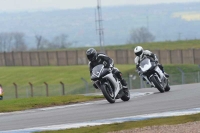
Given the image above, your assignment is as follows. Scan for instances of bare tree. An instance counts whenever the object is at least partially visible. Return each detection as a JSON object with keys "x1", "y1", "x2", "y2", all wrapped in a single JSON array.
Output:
[
  {"x1": 0, "y1": 32, "x2": 13, "y2": 52},
  {"x1": 52, "y1": 34, "x2": 72, "y2": 49},
  {"x1": 35, "y1": 35, "x2": 43, "y2": 50},
  {"x1": 12, "y1": 32, "x2": 27, "y2": 51},
  {"x1": 129, "y1": 27, "x2": 155, "y2": 44}
]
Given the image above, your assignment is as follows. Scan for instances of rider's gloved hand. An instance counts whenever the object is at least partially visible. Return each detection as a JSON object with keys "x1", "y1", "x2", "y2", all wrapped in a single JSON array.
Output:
[
  {"x1": 108, "y1": 64, "x2": 113, "y2": 72},
  {"x1": 103, "y1": 61, "x2": 109, "y2": 68},
  {"x1": 138, "y1": 71, "x2": 142, "y2": 76},
  {"x1": 154, "y1": 58, "x2": 158, "y2": 64}
]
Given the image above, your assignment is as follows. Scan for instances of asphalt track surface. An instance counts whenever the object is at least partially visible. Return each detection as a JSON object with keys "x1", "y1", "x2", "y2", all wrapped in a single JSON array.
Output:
[{"x1": 0, "y1": 83, "x2": 200, "y2": 131}]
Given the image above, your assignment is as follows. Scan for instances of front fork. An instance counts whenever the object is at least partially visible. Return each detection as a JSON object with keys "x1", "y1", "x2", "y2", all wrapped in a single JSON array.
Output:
[
  {"x1": 143, "y1": 75, "x2": 155, "y2": 87},
  {"x1": 94, "y1": 80, "x2": 101, "y2": 89},
  {"x1": 143, "y1": 73, "x2": 162, "y2": 88}
]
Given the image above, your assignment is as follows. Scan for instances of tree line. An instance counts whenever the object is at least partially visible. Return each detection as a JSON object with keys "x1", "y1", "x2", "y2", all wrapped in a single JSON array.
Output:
[
  {"x1": 0, "y1": 27, "x2": 155, "y2": 52},
  {"x1": 0, "y1": 32, "x2": 72, "y2": 52}
]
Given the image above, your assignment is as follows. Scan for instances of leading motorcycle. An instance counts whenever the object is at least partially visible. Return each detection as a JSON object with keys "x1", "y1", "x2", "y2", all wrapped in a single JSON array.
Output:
[
  {"x1": 91, "y1": 64, "x2": 130, "y2": 103},
  {"x1": 137, "y1": 57, "x2": 170, "y2": 93}
]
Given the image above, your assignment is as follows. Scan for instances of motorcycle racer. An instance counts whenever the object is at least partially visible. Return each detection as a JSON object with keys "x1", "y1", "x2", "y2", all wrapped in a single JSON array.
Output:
[
  {"x1": 134, "y1": 46, "x2": 169, "y2": 78},
  {"x1": 86, "y1": 48, "x2": 128, "y2": 90}
]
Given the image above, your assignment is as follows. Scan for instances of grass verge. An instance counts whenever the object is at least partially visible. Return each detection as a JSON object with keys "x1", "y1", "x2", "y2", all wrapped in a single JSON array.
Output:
[
  {"x1": 1, "y1": 64, "x2": 200, "y2": 99},
  {"x1": 0, "y1": 95, "x2": 103, "y2": 112},
  {"x1": 0, "y1": 64, "x2": 199, "y2": 86},
  {"x1": 75, "y1": 40, "x2": 200, "y2": 50},
  {"x1": 36, "y1": 113, "x2": 200, "y2": 133}
]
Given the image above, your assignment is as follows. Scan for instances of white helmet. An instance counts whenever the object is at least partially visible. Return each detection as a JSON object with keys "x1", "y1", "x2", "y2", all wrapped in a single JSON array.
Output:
[{"x1": 134, "y1": 46, "x2": 143, "y2": 57}]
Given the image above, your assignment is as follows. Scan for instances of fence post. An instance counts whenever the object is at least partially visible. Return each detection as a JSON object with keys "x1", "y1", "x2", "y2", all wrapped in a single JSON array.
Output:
[
  {"x1": 21, "y1": 52, "x2": 24, "y2": 66},
  {"x1": 81, "y1": 78, "x2": 89, "y2": 93},
  {"x1": 29, "y1": 82, "x2": 33, "y2": 97},
  {"x1": 177, "y1": 67, "x2": 185, "y2": 84},
  {"x1": 56, "y1": 51, "x2": 59, "y2": 66},
  {"x1": 60, "y1": 82, "x2": 65, "y2": 95},
  {"x1": 13, "y1": 83, "x2": 18, "y2": 98},
  {"x1": 44, "y1": 82, "x2": 48, "y2": 97},
  {"x1": 4, "y1": 51, "x2": 7, "y2": 66},
  {"x1": 12, "y1": 51, "x2": 15, "y2": 66}
]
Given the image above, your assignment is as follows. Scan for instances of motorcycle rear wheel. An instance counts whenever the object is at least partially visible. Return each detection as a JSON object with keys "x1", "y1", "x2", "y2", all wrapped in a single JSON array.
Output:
[
  {"x1": 150, "y1": 76, "x2": 164, "y2": 93},
  {"x1": 165, "y1": 83, "x2": 170, "y2": 92},
  {"x1": 101, "y1": 83, "x2": 115, "y2": 103},
  {"x1": 121, "y1": 88, "x2": 130, "y2": 102}
]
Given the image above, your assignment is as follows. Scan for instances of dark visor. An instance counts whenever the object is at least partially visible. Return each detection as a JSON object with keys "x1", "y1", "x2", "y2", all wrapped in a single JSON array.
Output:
[
  {"x1": 87, "y1": 54, "x2": 95, "y2": 61},
  {"x1": 135, "y1": 51, "x2": 143, "y2": 56}
]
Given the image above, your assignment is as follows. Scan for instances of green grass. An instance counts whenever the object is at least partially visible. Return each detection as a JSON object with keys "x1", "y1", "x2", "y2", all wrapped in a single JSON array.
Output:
[
  {"x1": 0, "y1": 95, "x2": 103, "y2": 112},
  {"x1": 36, "y1": 113, "x2": 200, "y2": 133},
  {"x1": 0, "y1": 64, "x2": 199, "y2": 99},
  {"x1": 0, "y1": 64, "x2": 199, "y2": 86},
  {"x1": 0, "y1": 66, "x2": 90, "y2": 86},
  {"x1": 106, "y1": 40, "x2": 200, "y2": 50},
  {"x1": 0, "y1": 65, "x2": 136, "y2": 86},
  {"x1": 71, "y1": 39, "x2": 200, "y2": 51}
]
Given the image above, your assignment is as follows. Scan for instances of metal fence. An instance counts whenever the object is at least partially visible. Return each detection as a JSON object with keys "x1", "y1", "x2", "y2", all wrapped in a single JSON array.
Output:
[
  {"x1": 1, "y1": 71, "x2": 200, "y2": 100},
  {"x1": 2, "y1": 83, "x2": 96, "y2": 100},
  {"x1": 128, "y1": 71, "x2": 200, "y2": 89},
  {"x1": 1, "y1": 49, "x2": 200, "y2": 66}
]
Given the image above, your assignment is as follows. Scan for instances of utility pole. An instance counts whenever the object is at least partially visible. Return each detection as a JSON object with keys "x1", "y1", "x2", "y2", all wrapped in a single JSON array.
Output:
[
  {"x1": 146, "y1": 15, "x2": 149, "y2": 30},
  {"x1": 95, "y1": 0, "x2": 105, "y2": 53}
]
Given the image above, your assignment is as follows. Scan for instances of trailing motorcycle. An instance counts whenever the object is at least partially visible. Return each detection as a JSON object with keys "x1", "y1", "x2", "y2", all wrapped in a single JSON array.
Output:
[
  {"x1": 138, "y1": 57, "x2": 170, "y2": 93},
  {"x1": 91, "y1": 64, "x2": 130, "y2": 103}
]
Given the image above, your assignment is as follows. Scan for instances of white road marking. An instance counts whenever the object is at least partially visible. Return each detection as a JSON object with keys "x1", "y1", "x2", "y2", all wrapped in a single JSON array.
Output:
[
  {"x1": 0, "y1": 92, "x2": 151, "y2": 116},
  {"x1": 2, "y1": 108, "x2": 200, "y2": 133}
]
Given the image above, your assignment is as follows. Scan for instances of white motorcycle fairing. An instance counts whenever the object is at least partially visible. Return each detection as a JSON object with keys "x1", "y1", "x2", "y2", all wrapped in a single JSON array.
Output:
[
  {"x1": 91, "y1": 64, "x2": 130, "y2": 103},
  {"x1": 139, "y1": 57, "x2": 166, "y2": 87},
  {"x1": 103, "y1": 73, "x2": 121, "y2": 98}
]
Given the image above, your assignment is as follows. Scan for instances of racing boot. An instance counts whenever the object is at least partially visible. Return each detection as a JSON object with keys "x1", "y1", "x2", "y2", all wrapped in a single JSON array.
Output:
[{"x1": 121, "y1": 79, "x2": 128, "y2": 90}]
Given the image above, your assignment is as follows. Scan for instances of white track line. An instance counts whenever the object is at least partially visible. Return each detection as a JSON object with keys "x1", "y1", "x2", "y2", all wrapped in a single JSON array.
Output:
[
  {"x1": 2, "y1": 108, "x2": 200, "y2": 133},
  {"x1": 0, "y1": 92, "x2": 152, "y2": 116}
]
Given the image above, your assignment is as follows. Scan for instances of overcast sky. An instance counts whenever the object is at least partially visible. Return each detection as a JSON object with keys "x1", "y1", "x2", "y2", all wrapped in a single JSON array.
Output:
[{"x1": 0, "y1": 0, "x2": 199, "y2": 12}]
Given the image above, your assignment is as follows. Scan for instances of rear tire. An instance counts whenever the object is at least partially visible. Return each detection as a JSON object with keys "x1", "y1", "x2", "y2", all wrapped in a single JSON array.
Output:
[
  {"x1": 0, "y1": 96, "x2": 3, "y2": 100},
  {"x1": 150, "y1": 76, "x2": 164, "y2": 93},
  {"x1": 165, "y1": 83, "x2": 170, "y2": 92},
  {"x1": 121, "y1": 88, "x2": 130, "y2": 101},
  {"x1": 101, "y1": 83, "x2": 115, "y2": 103}
]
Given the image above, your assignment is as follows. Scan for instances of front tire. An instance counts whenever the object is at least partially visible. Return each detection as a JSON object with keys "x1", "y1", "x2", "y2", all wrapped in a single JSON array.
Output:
[
  {"x1": 150, "y1": 76, "x2": 164, "y2": 93},
  {"x1": 0, "y1": 96, "x2": 3, "y2": 100},
  {"x1": 101, "y1": 83, "x2": 115, "y2": 103}
]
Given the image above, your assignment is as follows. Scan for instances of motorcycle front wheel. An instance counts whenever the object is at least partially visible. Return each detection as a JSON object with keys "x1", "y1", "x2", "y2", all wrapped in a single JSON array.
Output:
[
  {"x1": 101, "y1": 83, "x2": 115, "y2": 103},
  {"x1": 150, "y1": 76, "x2": 164, "y2": 93}
]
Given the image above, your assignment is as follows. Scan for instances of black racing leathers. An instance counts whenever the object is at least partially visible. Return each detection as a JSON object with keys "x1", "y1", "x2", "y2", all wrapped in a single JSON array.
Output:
[
  {"x1": 89, "y1": 53, "x2": 114, "y2": 75},
  {"x1": 89, "y1": 53, "x2": 127, "y2": 88}
]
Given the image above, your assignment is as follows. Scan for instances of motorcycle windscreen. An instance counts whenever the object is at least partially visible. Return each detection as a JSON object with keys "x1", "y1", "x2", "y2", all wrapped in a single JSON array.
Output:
[
  {"x1": 139, "y1": 58, "x2": 152, "y2": 72},
  {"x1": 91, "y1": 64, "x2": 104, "y2": 79}
]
